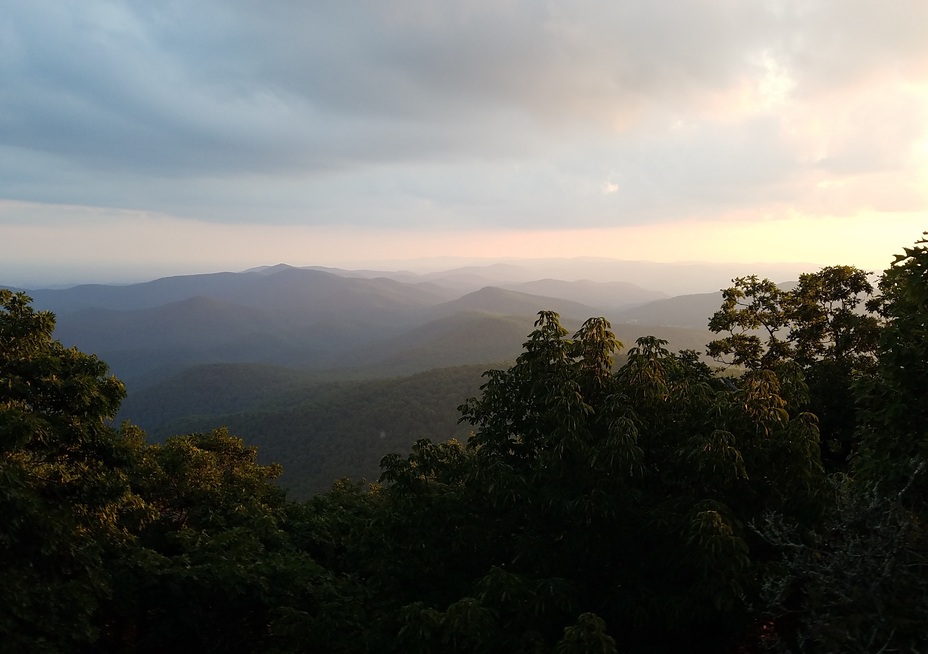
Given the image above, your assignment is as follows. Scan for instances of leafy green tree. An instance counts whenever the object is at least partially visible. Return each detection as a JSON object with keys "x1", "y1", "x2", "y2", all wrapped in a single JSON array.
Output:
[
  {"x1": 786, "y1": 266, "x2": 880, "y2": 369},
  {"x1": 0, "y1": 291, "x2": 338, "y2": 653},
  {"x1": 750, "y1": 235, "x2": 928, "y2": 653},
  {"x1": 557, "y1": 613, "x2": 618, "y2": 654},
  {"x1": 854, "y1": 234, "x2": 928, "y2": 504},
  {"x1": 707, "y1": 266, "x2": 878, "y2": 371},
  {"x1": 707, "y1": 266, "x2": 880, "y2": 472},
  {"x1": 708, "y1": 276, "x2": 793, "y2": 369},
  {"x1": 757, "y1": 478, "x2": 928, "y2": 653},
  {"x1": 0, "y1": 290, "x2": 138, "y2": 652},
  {"x1": 371, "y1": 313, "x2": 825, "y2": 653},
  {"x1": 99, "y1": 428, "x2": 327, "y2": 654},
  {"x1": 270, "y1": 479, "x2": 383, "y2": 654}
]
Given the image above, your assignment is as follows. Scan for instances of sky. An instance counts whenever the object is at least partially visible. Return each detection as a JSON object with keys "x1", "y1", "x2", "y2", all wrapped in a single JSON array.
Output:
[{"x1": 2, "y1": 0, "x2": 927, "y2": 285}]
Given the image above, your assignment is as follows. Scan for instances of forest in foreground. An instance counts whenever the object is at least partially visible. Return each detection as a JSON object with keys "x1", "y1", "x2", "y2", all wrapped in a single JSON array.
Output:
[{"x1": 2, "y1": 235, "x2": 928, "y2": 653}]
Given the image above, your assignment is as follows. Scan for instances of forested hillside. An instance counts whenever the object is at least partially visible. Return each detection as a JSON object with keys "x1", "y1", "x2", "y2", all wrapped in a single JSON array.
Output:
[
  {"x1": 122, "y1": 363, "x2": 491, "y2": 498},
  {"x1": 3, "y1": 236, "x2": 927, "y2": 652}
]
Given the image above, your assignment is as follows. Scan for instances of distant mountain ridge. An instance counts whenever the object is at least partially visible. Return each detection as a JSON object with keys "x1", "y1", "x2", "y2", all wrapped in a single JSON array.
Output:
[
  {"x1": 22, "y1": 265, "x2": 455, "y2": 317},
  {"x1": 613, "y1": 291, "x2": 726, "y2": 329},
  {"x1": 501, "y1": 278, "x2": 667, "y2": 310},
  {"x1": 3, "y1": 261, "x2": 771, "y2": 390},
  {"x1": 1, "y1": 260, "x2": 813, "y2": 494},
  {"x1": 248, "y1": 258, "x2": 813, "y2": 296},
  {"x1": 429, "y1": 286, "x2": 602, "y2": 321},
  {"x1": 296, "y1": 258, "x2": 814, "y2": 296}
]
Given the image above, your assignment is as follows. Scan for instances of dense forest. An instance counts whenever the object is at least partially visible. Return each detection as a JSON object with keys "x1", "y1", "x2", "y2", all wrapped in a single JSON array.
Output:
[{"x1": 2, "y1": 235, "x2": 928, "y2": 653}]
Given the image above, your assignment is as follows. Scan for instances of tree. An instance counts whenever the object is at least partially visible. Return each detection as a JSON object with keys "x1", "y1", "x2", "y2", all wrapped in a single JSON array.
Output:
[
  {"x1": 97, "y1": 428, "x2": 314, "y2": 653},
  {"x1": 708, "y1": 275, "x2": 793, "y2": 370},
  {"x1": 749, "y1": 235, "x2": 928, "y2": 653},
  {"x1": 371, "y1": 313, "x2": 825, "y2": 653},
  {"x1": 0, "y1": 291, "x2": 334, "y2": 653},
  {"x1": 0, "y1": 290, "x2": 137, "y2": 651},
  {"x1": 707, "y1": 266, "x2": 880, "y2": 472},
  {"x1": 854, "y1": 233, "x2": 928, "y2": 505},
  {"x1": 756, "y1": 478, "x2": 928, "y2": 653},
  {"x1": 707, "y1": 266, "x2": 878, "y2": 371}
]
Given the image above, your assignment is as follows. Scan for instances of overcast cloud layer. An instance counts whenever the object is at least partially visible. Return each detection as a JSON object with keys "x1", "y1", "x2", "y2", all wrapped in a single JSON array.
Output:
[{"x1": 2, "y1": 1, "x2": 927, "y2": 281}]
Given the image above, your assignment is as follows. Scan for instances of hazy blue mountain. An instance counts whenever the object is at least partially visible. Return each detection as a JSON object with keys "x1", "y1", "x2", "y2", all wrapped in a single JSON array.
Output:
[
  {"x1": 322, "y1": 257, "x2": 815, "y2": 295},
  {"x1": 305, "y1": 262, "x2": 545, "y2": 294},
  {"x1": 21, "y1": 266, "x2": 470, "y2": 386},
  {"x1": 334, "y1": 311, "x2": 533, "y2": 376},
  {"x1": 38, "y1": 268, "x2": 719, "y2": 388},
  {"x1": 614, "y1": 280, "x2": 800, "y2": 330},
  {"x1": 614, "y1": 291, "x2": 726, "y2": 329},
  {"x1": 500, "y1": 258, "x2": 813, "y2": 296},
  {"x1": 22, "y1": 271, "x2": 257, "y2": 314},
  {"x1": 22, "y1": 265, "x2": 454, "y2": 319},
  {"x1": 500, "y1": 279, "x2": 667, "y2": 310},
  {"x1": 416, "y1": 263, "x2": 542, "y2": 292},
  {"x1": 428, "y1": 286, "x2": 601, "y2": 321},
  {"x1": 51, "y1": 295, "x2": 351, "y2": 388},
  {"x1": 56, "y1": 296, "x2": 276, "y2": 351}
]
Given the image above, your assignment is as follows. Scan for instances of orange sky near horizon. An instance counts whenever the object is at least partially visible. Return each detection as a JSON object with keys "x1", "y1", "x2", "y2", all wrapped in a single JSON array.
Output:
[{"x1": 2, "y1": 200, "x2": 923, "y2": 286}]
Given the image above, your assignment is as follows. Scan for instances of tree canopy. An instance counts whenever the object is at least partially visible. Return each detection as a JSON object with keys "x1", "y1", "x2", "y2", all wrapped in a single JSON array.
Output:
[
  {"x1": 707, "y1": 265, "x2": 881, "y2": 473},
  {"x1": 1, "y1": 289, "x2": 135, "y2": 652}
]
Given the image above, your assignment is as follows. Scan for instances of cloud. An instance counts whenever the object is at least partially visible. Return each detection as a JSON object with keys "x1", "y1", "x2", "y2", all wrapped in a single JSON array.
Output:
[{"x1": 0, "y1": 0, "x2": 926, "y2": 233}]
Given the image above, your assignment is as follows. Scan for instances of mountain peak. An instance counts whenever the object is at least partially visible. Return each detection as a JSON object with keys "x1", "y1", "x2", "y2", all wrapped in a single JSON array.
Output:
[{"x1": 245, "y1": 263, "x2": 297, "y2": 275}]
